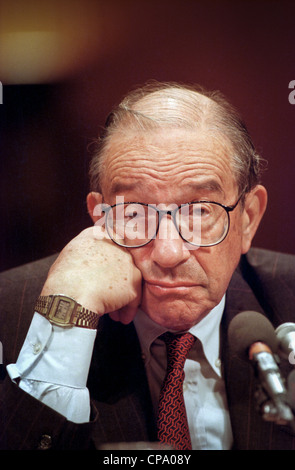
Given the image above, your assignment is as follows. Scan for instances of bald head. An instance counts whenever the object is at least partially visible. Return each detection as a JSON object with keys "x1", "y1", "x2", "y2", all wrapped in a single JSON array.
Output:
[{"x1": 89, "y1": 81, "x2": 264, "y2": 196}]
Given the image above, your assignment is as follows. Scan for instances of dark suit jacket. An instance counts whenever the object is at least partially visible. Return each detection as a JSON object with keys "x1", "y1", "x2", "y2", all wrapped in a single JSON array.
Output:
[{"x1": 0, "y1": 247, "x2": 295, "y2": 450}]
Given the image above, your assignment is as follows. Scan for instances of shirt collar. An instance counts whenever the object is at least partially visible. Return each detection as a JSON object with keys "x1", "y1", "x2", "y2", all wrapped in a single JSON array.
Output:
[{"x1": 133, "y1": 295, "x2": 225, "y2": 376}]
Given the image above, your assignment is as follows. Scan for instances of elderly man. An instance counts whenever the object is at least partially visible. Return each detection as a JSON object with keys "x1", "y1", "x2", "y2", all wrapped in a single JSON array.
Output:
[{"x1": 0, "y1": 82, "x2": 295, "y2": 450}]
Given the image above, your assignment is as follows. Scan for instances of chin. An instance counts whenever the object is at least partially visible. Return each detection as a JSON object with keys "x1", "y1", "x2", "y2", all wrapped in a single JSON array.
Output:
[{"x1": 143, "y1": 300, "x2": 210, "y2": 331}]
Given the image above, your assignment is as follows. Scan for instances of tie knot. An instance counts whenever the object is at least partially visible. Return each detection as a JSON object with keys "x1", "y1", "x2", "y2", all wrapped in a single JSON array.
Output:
[{"x1": 160, "y1": 332, "x2": 195, "y2": 370}]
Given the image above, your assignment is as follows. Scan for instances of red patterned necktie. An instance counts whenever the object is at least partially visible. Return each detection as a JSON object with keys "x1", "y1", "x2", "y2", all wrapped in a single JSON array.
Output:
[{"x1": 157, "y1": 331, "x2": 195, "y2": 450}]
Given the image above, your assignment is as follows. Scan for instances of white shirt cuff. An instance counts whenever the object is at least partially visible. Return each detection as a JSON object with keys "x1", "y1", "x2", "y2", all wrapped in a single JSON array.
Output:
[{"x1": 7, "y1": 312, "x2": 97, "y2": 388}]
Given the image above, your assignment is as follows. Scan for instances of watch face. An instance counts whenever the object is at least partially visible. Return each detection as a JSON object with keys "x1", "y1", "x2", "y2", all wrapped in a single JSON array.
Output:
[
  {"x1": 46, "y1": 295, "x2": 76, "y2": 327},
  {"x1": 55, "y1": 299, "x2": 71, "y2": 321}
]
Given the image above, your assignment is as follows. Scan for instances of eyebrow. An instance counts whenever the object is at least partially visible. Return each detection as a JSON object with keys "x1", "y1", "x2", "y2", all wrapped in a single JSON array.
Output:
[
  {"x1": 109, "y1": 181, "x2": 139, "y2": 195},
  {"x1": 109, "y1": 179, "x2": 225, "y2": 198},
  {"x1": 187, "y1": 180, "x2": 225, "y2": 197}
]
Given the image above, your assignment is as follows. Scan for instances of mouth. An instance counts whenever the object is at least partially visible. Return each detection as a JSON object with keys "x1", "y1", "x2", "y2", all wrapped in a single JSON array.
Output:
[{"x1": 144, "y1": 279, "x2": 198, "y2": 296}]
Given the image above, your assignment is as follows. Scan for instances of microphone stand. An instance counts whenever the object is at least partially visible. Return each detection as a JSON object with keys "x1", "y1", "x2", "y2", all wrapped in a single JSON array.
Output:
[{"x1": 253, "y1": 351, "x2": 295, "y2": 432}]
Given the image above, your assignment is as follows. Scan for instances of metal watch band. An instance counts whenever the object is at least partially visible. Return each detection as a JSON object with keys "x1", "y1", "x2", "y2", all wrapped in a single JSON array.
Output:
[{"x1": 35, "y1": 295, "x2": 101, "y2": 329}]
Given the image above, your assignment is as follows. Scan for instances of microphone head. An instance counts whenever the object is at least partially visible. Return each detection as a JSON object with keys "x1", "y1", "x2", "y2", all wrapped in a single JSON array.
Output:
[
  {"x1": 275, "y1": 322, "x2": 295, "y2": 359},
  {"x1": 275, "y1": 322, "x2": 295, "y2": 339},
  {"x1": 228, "y1": 311, "x2": 278, "y2": 361}
]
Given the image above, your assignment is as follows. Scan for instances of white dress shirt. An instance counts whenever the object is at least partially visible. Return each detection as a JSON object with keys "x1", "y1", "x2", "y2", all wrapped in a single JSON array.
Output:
[{"x1": 7, "y1": 298, "x2": 233, "y2": 448}]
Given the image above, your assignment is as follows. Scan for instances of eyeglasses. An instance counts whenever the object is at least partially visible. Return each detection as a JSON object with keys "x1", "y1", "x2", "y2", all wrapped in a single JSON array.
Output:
[{"x1": 99, "y1": 195, "x2": 243, "y2": 248}]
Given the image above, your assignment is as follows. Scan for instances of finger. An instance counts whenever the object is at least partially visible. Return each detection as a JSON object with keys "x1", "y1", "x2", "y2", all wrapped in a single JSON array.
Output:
[
  {"x1": 109, "y1": 306, "x2": 137, "y2": 324},
  {"x1": 117, "y1": 304, "x2": 139, "y2": 325},
  {"x1": 109, "y1": 310, "x2": 120, "y2": 322}
]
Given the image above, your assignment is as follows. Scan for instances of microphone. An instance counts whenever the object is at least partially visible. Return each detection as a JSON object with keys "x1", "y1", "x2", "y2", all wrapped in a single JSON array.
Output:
[
  {"x1": 275, "y1": 323, "x2": 295, "y2": 412},
  {"x1": 228, "y1": 311, "x2": 294, "y2": 424},
  {"x1": 287, "y1": 370, "x2": 295, "y2": 411},
  {"x1": 275, "y1": 322, "x2": 295, "y2": 362}
]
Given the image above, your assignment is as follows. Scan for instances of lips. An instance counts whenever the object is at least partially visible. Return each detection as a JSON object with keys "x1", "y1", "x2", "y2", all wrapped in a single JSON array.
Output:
[
  {"x1": 146, "y1": 280, "x2": 196, "y2": 288},
  {"x1": 145, "y1": 279, "x2": 197, "y2": 295}
]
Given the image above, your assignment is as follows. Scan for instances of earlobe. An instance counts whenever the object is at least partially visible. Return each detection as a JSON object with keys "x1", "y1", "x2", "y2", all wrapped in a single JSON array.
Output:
[
  {"x1": 241, "y1": 185, "x2": 268, "y2": 254},
  {"x1": 86, "y1": 192, "x2": 103, "y2": 223}
]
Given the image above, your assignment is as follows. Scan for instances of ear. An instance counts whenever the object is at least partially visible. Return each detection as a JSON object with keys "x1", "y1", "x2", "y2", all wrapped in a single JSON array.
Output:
[
  {"x1": 86, "y1": 192, "x2": 103, "y2": 223},
  {"x1": 241, "y1": 185, "x2": 268, "y2": 254}
]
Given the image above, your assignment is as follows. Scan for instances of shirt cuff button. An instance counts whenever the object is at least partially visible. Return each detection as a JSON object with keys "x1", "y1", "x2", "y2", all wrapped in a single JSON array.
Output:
[{"x1": 32, "y1": 342, "x2": 42, "y2": 355}]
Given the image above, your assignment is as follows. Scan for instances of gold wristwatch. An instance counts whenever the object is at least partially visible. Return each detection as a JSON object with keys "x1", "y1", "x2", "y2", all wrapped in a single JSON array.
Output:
[{"x1": 34, "y1": 294, "x2": 101, "y2": 329}]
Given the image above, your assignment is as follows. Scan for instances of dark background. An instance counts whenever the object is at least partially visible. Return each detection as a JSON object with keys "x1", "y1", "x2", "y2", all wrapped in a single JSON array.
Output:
[{"x1": 1, "y1": 0, "x2": 295, "y2": 272}]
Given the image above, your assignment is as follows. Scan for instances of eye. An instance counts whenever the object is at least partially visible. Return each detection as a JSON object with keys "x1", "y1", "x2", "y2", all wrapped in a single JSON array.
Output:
[
  {"x1": 124, "y1": 204, "x2": 146, "y2": 220},
  {"x1": 189, "y1": 203, "x2": 212, "y2": 218},
  {"x1": 198, "y1": 204, "x2": 212, "y2": 217},
  {"x1": 124, "y1": 209, "x2": 138, "y2": 218}
]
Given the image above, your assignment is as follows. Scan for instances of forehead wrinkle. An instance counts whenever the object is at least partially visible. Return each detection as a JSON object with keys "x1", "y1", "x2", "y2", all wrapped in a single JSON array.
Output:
[
  {"x1": 108, "y1": 170, "x2": 228, "y2": 204},
  {"x1": 106, "y1": 160, "x2": 233, "y2": 200},
  {"x1": 107, "y1": 148, "x2": 232, "y2": 177},
  {"x1": 105, "y1": 143, "x2": 231, "y2": 173},
  {"x1": 102, "y1": 129, "x2": 235, "y2": 196}
]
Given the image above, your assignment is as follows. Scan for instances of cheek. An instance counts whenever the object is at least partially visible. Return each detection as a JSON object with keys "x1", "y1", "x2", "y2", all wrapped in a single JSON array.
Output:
[
  {"x1": 127, "y1": 246, "x2": 149, "y2": 271},
  {"x1": 218, "y1": 234, "x2": 242, "y2": 277},
  {"x1": 193, "y1": 223, "x2": 243, "y2": 291},
  {"x1": 228, "y1": 213, "x2": 244, "y2": 256}
]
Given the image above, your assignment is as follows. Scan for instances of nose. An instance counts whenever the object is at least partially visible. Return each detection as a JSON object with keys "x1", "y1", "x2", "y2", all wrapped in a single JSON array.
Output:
[{"x1": 150, "y1": 215, "x2": 190, "y2": 268}]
